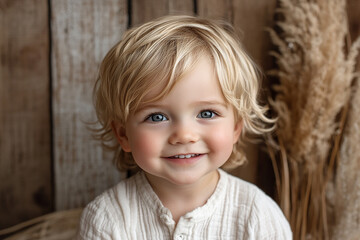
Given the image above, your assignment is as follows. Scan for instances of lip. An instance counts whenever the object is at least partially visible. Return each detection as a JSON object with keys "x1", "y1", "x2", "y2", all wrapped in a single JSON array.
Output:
[{"x1": 163, "y1": 153, "x2": 204, "y2": 165}]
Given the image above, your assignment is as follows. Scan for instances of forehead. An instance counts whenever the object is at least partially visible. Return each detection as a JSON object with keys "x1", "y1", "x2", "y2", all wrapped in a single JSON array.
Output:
[{"x1": 139, "y1": 54, "x2": 226, "y2": 107}]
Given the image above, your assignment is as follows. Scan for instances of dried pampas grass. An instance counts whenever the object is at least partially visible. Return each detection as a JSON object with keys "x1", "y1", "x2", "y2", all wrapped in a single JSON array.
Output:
[
  {"x1": 331, "y1": 77, "x2": 360, "y2": 239},
  {"x1": 0, "y1": 208, "x2": 82, "y2": 240},
  {"x1": 267, "y1": 0, "x2": 360, "y2": 239}
]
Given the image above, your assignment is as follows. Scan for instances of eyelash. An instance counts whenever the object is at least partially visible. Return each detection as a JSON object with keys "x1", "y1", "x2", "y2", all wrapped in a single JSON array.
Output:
[
  {"x1": 145, "y1": 112, "x2": 168, "y2": 122},
  {"x1": 144, "y1": 109, "x2": 219, "y2": 122},
  {"x1": 197, "y1": 109, "x2": 219, "y2": 119}
]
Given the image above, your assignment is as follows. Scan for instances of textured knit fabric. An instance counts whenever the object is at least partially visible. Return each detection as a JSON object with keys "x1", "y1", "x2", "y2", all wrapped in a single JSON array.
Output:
[{"x1": 78, "y1": 169, "x2": 292, "y2": 239}]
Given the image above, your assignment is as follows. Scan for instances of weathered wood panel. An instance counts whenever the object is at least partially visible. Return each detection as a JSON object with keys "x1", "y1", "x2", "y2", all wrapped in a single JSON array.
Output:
[
  {"x1": 1, "y1": 0, "x2": 356, "y2": 228},
  {"x1": 232, "y1": 0, "x2": 277, "y2": 187},
  {"x1": 347, "y1": 0, "x2": 360, "y2": 40},
  {"x1": 51, "y1": 0, "x2": 128, "y2": 210},
  {"x1": 0, "y1": 0, "x2": 51, "y2": 228},
  {"x1": 232, "y1": 0, "x2": 277, "y2": 69},
  {"x1": 347, "y1": 0, "x2": 360, "y2": 70},
  {"x1": 131, "y1": 0, "x2": 194, "y2": 26},
  {"x1": 198, "y1": 0, "x2": 277, "y2": 79},
  {"x1": 197, "y1": 0, "x2": 234, "y2": 21},
  {"x1": 197, "y1": 0, "x2": 277, "y2": 184}
]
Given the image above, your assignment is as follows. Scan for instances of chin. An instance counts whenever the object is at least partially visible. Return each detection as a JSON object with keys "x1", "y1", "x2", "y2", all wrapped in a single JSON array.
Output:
[
  {"x1": 166, "y1": 170, "x2": 215, "y2": 186},
  {"x1": 169, "y1": 177, "x2": 200, "y2": 186}
]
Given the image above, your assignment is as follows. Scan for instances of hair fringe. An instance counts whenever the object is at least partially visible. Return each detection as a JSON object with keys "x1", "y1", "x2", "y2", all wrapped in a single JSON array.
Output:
[{"x1": 92, "y1": 15, "x2": 276, "y2": 171}]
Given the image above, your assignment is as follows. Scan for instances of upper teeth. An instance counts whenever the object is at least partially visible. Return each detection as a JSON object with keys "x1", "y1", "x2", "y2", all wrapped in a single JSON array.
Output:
[{"x1": 172, "y1": 154, "x2": 199, "y2": 159}]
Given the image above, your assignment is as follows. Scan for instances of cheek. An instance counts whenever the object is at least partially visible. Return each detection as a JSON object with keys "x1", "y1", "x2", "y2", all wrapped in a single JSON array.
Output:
[
  {"x1": 128, "y1": 128, "x2": 164, "y2": 163},
  {"x1": 205, "y1": 124, "x2": 235, "y2": 157}
]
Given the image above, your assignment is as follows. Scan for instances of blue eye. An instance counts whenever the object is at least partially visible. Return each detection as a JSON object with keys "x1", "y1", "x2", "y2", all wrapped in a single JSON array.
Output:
[
  {"x1": 197, "y1": 110, "x2": 216, "y2": 119},
  {"x1": 146, "y1": 113, "x2": 168, "y2": 122}
]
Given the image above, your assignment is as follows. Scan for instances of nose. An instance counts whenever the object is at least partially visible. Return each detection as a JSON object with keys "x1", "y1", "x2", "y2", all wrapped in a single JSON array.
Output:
[{"x1": 168, "y1": 122, "x2": 200, "y2": 145}]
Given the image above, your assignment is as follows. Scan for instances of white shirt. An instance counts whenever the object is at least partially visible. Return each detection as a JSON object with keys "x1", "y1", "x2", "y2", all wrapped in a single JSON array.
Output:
[{"x1": 78, "y1": 169, "x2": 292, "y2": 239}]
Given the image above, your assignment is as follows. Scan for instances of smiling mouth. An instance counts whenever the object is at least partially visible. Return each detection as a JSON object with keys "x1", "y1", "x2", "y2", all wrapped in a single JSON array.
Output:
[{"x1": 168, "y1": 154, "x2": 202, "y2": 159}]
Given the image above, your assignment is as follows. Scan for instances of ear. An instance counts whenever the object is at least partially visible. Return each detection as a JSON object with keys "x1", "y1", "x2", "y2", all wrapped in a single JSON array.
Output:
[
  {"x1": 111, "y1": 121, "x2": 131, "y2": 152},
  {"x1": 233, "y1": 119, "x2": 243, "y2": 144}
]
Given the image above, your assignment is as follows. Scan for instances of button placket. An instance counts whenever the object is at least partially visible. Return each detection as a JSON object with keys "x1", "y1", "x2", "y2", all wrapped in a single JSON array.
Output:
[
  {"x1": 173, "y1": 216, "x2": 192, "y2": 240},
  {"x1": 175, "y1": 234, "x2": 184, "y2": 240}
]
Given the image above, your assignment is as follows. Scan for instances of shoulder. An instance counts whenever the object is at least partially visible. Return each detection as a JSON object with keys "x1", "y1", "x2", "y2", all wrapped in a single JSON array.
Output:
[
  {"x1": 77, "y1": 175, "x2": 138, "y2": 239},
  {"x1": 220, "y1": 169, "x2": 262, "y2": 203},
  {"x1": 220, "y1": 170, "x2": 292, "y2": 239},
  {"x1": 249, "y1": 190, "x2": 293, "y2": 239}
]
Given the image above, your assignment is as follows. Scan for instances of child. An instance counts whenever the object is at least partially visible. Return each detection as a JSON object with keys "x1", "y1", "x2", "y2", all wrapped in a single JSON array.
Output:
[{"x1": 78, "y1": 15, "x2": 292, "y2": 239}]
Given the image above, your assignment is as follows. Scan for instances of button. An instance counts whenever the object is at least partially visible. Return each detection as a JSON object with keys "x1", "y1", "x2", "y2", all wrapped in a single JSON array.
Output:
[
  {"x1": 175, "y1": 234, "x2": 183, "y2": 240},
  {"x1": 160, "y1": 215, "x2": 169, "y2": 223}
]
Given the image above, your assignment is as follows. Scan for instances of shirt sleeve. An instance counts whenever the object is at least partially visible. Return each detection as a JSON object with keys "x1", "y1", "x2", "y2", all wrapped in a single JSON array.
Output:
[{"x1": 249, "y1": 191, "x2": 293, "y2": 240}]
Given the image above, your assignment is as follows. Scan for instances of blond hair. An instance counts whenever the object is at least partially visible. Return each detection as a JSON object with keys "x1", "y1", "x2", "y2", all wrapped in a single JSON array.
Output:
[{"x1": 94, "y1": 15, "x2": 275, "y2": 171}]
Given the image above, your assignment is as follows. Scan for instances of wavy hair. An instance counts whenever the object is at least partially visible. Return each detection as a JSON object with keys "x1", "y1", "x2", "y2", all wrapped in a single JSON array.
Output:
[{"x1": 93, "y1": 15, "x2": 275, "y2": 171}]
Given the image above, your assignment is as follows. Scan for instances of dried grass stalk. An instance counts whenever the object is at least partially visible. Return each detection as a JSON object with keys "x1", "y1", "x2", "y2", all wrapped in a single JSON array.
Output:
[
  {"x1": 0, "y1": 208, "x2": 82, "y2": 240},
  {"x1": 267, "y1": 0, "x2": 360, "y2": 239},
  {"x1": 331, "y1": 74, "x2": 360, "y2": 239}
]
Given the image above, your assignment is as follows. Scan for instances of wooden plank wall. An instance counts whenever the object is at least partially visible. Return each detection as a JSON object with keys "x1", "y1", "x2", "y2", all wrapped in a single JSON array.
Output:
[
  {"x1": 197, "y1": 0, "x2": 277, "y2": 184},
  {"x1": 1, "y1": 0, "x2": 358, "y2": 229},
  {"x1": 0, "y1": 0, "x2": 52, "y2": 228},
  {"x1": 50, "y1": 0, "x2": 127, "y2": 211}
]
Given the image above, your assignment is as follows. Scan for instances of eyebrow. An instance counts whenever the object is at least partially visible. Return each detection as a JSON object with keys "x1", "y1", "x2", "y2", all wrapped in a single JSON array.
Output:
[
  {"x1": 135, "y1": 100, "x2": 228, "y2": 113},
  {"x1": 192, "y1": 100, "x2": 228, "y2": 108}
]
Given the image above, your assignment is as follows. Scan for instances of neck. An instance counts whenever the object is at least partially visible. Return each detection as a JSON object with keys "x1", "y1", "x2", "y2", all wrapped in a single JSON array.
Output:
[{"x1": 145, "y1": 170, "x2": 220, "y2": 223}]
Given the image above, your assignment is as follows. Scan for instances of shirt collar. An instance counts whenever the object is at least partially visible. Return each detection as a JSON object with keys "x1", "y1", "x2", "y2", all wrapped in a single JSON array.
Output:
[{"x1": 135, "y1": 169, "x2": 229, "y2": 223}]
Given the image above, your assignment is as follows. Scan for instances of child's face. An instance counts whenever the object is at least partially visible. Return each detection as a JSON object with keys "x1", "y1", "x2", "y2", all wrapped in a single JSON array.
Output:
[{"x1": 114, "y1": 55, "x2": 242, "y2": 186}]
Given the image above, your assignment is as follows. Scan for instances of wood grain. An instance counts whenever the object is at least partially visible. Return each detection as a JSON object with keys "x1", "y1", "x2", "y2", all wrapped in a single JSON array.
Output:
[
  {"x1": 231, "y1": 0, "x2": 277, "y2": 185},
  {"x1": 1, "y1": 0, "x2": 357, "y2": 227},
  {"x1": 51, "y1": 0, "x2": 127, "y2": 210},
  {"x1": 131, "y1": 0, "x2": 193, "y2": 26},
  {"x1": 0, "y1": 0, "x2": 52, "y2": 228},
  {"x1": 197, "y1": 0, "x2": 277, "y2": 184},
  {"x1": 232, "y1": 0, "x2": 277, "y2": 69},
  {"x1": 197, "y1": 0, "x2": 234, "y2": 21},
  {"x1": 347, "y1": 0, "x2": 360, "y2": 70},
  {"x1": 198, "y1": 0, "x2": 276, "y2": 69}
]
